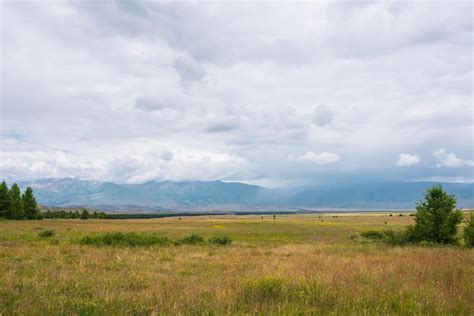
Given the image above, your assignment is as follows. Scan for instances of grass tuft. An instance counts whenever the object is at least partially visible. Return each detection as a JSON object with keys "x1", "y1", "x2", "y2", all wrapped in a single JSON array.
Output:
[
  {"x1": 38, "y1": 229, "x2": 55, "y2": 238},
  {"x1": 209, "y1": 236, "x2": 232, "y2": 245}
]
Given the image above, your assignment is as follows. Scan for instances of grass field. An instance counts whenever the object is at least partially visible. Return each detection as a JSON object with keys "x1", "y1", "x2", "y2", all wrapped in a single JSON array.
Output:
[{"x1": 1, "y1": 213, "x2": 473, "y2": 315}]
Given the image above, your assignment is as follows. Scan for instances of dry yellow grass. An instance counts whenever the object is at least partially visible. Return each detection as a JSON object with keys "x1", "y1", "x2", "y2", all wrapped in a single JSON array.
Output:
[{"x1": 1, "y1": 214, "x2": 473, "y2": 315}]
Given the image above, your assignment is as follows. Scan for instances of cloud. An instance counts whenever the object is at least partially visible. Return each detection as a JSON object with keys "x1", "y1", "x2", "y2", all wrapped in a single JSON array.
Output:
[
  {"x1": 1, "y1": 2, "x2": 472, "y2": 186},
  {"x1": 293, "y1": 152, "x2": 339, "y2": 164},
  {"x1": 173, "y1": 55, "x2": 206, "y2": 86},
  {"x1": 433, "y1": 149, "x2": 474, "y2": 168},
  {"x1": 135, "y1": 97, "x2": 176, "y2": 112},
  {"x1": 312, "y1": 105, "x2": 334, "y2": 127},
  {"x1": 395, "y1": 153, "x2": 420, "y2": 166}
]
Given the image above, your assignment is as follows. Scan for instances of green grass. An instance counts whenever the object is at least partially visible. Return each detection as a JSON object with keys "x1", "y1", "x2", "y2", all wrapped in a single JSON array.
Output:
[{"x1": 0, "y1": 214, "x2": 472, "y2": 315}]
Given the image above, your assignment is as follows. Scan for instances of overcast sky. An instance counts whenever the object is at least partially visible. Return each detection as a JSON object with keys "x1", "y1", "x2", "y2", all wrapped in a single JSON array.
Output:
[{"x1": 1, "y1": 1, "x2": 473, "y2": 187}]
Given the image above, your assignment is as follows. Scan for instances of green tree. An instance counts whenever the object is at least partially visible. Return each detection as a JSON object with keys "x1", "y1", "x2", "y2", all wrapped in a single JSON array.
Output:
[
  {"x1": 409, "y1": 185, "x2": 462, "y2": 244},
  {"x1": 22, "y1": 187, "x2": 39, "y2": 219},
  {"x1": 81, "y1": 209, "x2": 90, "y2": 220},
  {"x1": 463, "y1": 213, "x2": 474, "y2": 248},
  {"x1": 9, "y1": 183, "x2": 25, "y2": 220},
  {"x1": 0, "y1": 181, "x2": 10, "y2": 218}
]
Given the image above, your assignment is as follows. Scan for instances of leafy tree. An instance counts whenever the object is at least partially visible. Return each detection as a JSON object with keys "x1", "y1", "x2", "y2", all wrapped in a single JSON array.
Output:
[
  {"x1": 409, "y1": 185, "x2": 462, "y2": 244},
  {"x1": 81, "y1": 209, "x2": 90, "y2": 220},
  {"x1": 8, "y1": 183, "x2": 25, "y2": 220},
  {"x1": 0, "y1": 181, "x2": 9, "y2": 218},
  {"x1": 22, "y1": 187, "x2": 39, "y2": 219},
  {"x1": 463, "y1": 213, "x2": 474, "y2": 248}
]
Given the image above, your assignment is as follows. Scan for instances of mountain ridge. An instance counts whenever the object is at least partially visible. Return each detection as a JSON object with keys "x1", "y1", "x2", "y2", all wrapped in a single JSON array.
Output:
[{"x1": 11, "y1": 178, "x2": 474, "y2": 211}]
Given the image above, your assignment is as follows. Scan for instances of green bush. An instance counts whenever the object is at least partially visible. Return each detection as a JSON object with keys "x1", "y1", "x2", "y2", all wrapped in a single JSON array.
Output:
[
  {"x1": 38, "y1": 229, "x2": 55, "y2": 238},
  {"x1": 381, "y1": 229, "x2": 411, "y2": 246},
  {"x1": 360, "y1": 230, "x2": 384, "y2": 239},
  {"x1": 464, "y1": 213, "x2": 474, "y2": 248},
  {"x1": 209, "y1": 236, "x2": 232, "y2": 245},
  {"x1": 79, "y1": 232, "x2": 171, "y2": 247},
  {"x1": 174, "y1": 234, "x2": 205, "y2": 245}
]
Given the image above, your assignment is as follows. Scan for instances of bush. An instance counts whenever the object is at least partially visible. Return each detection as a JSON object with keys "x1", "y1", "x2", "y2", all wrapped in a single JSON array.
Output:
[
  {"x1": 38, "y1": 229, "x2": 55, "y2": 238},
  {"x1": 209, "y1": 236, "x2": 232, "y2": 245},
  {"x1": 464, "y1": 213, "x2": 474, "y2": 248},
  {"x1": 381, "y1": 229, "x2": 411, "y2": 246},
  {"x1": 79, "y1": 232, "x2": 171, "y2": 247},
  {"x1": 174, "y1": 234, "x2": 205, "y2": 245},
  {"x1": 360, "y1": 230, "x2": 384, "y2": 239}
]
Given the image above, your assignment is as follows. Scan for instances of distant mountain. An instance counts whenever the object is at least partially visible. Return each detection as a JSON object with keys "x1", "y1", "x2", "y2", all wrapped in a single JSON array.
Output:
[{"x1": 13, "y1": 178, "x2": 474, "y2": 211}]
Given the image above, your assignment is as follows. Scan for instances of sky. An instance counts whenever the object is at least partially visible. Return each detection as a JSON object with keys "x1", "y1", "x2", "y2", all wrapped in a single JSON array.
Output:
[{"x1": 0, "y1": 1, "x2": 473, "y2": 187}]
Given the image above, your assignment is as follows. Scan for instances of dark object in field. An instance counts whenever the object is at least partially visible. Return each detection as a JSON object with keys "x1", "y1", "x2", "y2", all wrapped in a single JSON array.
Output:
[
  {"x1": 38, "y1": 229, "x2": 55, "y2": 238},
  {"x1": 209, "y1": 236, "x2": 232, "y2": 245},
  {"x1": 79, "y1": 232, "x2": 171, "y2": 247}
]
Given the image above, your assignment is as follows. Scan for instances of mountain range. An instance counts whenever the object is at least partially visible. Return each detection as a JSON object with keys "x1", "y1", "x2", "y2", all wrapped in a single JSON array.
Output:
[{"x1": 11, "y1": 178, "x2": 474, "y2": 212}]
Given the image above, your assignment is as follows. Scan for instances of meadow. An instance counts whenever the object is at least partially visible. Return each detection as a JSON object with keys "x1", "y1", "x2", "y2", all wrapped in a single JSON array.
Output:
[{"x1": 0, "y1": 213, "x2": 473, "y2": 315}]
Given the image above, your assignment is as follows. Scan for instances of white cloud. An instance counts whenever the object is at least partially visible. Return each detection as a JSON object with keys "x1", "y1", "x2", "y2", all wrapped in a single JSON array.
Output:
[
  {"x1": 294, "y1": 152, "x2": 339, "y2": 164},
  {"x1": 395, "y1": 153, "x2": 420, "y2": 166},
  {"x1": 433, "y1": 149, "x2": 474, "y2": 168}
]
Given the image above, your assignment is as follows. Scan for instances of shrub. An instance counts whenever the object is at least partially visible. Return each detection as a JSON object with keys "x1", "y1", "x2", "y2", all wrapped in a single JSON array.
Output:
[
  {"x1": 381, "y1": 229, "x2": 411, "y2": 246},
  {"x1": 79, "y1": 232, "x2": 171, "y2": 247},
  {"x1": 464, "y1": 213, "x2": 474, "y2": 248},
  {"x1": 38, "y1": 229, "x2": 55, "y2": 238},
  {"x1": 174, "y1": 234, "x2": 205, "y2": 245},
  {"x1": 360, "y1": 230, "x2": 384, "y2": 239},
  {"x1": 209, "y1": 236, "x2": 232, "y2": 245}
]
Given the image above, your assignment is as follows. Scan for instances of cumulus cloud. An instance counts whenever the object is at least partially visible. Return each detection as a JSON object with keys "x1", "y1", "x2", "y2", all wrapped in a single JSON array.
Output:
[
  {"x1": 433, "y1": 149, "x2": 474, "y2": 168},
  {"x1": 293, "y1": 152, "x2": 340, "y2": 164},
  {"x1": 395, "y1": 153, "x2": 421, "y2": 166}
]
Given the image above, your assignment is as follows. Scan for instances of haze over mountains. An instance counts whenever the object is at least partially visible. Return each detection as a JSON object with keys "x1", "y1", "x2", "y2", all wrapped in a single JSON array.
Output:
[{"x1": 14, "y1": 178, "x2": 474, "y2": 212}]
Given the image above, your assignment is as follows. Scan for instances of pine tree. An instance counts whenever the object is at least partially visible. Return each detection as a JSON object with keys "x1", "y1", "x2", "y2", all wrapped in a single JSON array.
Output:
[
  {"x1": 9, "y1": 183, "x2": 25, "y2": 219},
  {"x1": 410, "y1": 185, "x2": 463, "y2": 244},
  {"x1": 22, "y1": 187, "x2": 39, "y2": 219},
  {"x1": 0, "y1": 181, "x2": 9, "y2": 218}
]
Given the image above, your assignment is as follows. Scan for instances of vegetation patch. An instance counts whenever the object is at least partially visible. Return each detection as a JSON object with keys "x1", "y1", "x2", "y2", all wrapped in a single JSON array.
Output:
[
  {"x1": 360, "y1": 230, "x2": 384, "y2": 240},
  {"x1": 79, "y1": 232, "x2": 171, "y2": 247},
  {"x1": 174, "y1": 234, "x2": 205, "y2": 245},
  {"x1": 38, "y1": 229, "x2": 55, "y2": 238},
  {"x1": 209, "y1": 236, "x2": 232, "y2": 245},
  {"x1": 239, "y1": 277, "x2": 288, "y2": 304}
]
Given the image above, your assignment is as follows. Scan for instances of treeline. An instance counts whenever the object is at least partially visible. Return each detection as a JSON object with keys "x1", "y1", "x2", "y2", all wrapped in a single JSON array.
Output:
[
  {"x1": 0, "y1": 181, "x2": 107, "y2": 220},
  {"x1": 43, "y1": 209, "x2": 107, "y2": 219},
  {"x1": 0, "y1": 181, "x2": 40, "y2": 219}
]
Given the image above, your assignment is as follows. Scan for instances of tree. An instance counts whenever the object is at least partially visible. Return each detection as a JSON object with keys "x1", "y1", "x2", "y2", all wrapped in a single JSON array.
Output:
[
  {"x1": 409, "y1": 185, "x2": 462, "y2": 244},
  {"x1": 22, "y1": 187, "x2": 39, "y2": 219},
  {"x1": 464, "y1": 213, "x2": 474, "y2": 248},
  {"x1": 0, "y1": 181, "x2": 9, "y2": 218},
  {"x1": 9, "y1": 183, "x2": 25, "y2": 219},
  {"x1": 81, "y1": 209, "x2": 90, "y2": 220}
]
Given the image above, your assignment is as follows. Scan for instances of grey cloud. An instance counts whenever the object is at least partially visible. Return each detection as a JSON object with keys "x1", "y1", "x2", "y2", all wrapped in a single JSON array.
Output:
[
  {"x1": 173, "y1": 56, "x2": 206, "y2": 85},
  {"x1": 312, "y1": 105, "x2": 334, "y2": 127},
  {"x1": 203, "y1": 123, "x2": 239, "y2": 134},
  {"x1": 135, "y1": 97, "x2": 176, "y2": 112},
  {"x1": 1, "y1": 1, "x2": 472, "y2": 186}
]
